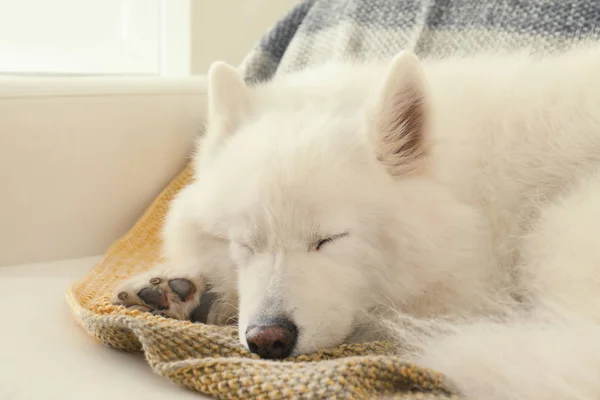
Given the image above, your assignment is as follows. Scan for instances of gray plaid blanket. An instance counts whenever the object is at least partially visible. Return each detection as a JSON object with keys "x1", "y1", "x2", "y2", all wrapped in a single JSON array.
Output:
[{"x1": 241, "y1": 0, "x2": 600, "y2": 83}]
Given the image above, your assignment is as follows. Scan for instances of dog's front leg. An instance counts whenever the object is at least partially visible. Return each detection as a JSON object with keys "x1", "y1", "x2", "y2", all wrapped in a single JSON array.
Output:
[{"x1": 112, "y1": 183, "x2": 238, "y2": 324}]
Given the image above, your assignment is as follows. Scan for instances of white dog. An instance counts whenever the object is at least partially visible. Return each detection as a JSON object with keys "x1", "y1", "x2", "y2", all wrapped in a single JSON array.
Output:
[{"x1": 114, "y1": 44, "x2": 600, "y2": 399}]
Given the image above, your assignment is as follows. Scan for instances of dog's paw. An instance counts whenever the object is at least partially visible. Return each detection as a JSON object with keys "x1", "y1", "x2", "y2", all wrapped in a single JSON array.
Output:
[{"x1": 112, "y1": 268, "x2": 208, "y2": 321}]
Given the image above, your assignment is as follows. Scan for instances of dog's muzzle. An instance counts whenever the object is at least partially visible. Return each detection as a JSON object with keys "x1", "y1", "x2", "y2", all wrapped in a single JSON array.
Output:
[{"x1": 245, "y1": 317, "x2": 298, "y2": 359}]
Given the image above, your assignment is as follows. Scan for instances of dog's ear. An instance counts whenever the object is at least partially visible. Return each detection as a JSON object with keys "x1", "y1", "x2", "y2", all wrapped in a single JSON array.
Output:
[
  {"x1": 369, "y1": 51, "x2": 429, "y2": 177},
  {"x1": 207, "y1": 61, "x2": 251, "y2": 135}
]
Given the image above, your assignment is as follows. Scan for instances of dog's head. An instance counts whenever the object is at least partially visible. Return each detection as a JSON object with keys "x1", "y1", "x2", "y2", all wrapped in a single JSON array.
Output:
[{"x1": 193, "y1": 54, "x2": 481, "y2": 358}]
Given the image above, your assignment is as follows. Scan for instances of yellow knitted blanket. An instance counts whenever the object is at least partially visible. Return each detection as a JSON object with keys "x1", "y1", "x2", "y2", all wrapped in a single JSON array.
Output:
[{"x1": 66, "y1": 164, "x2": 460, "y2": 400}]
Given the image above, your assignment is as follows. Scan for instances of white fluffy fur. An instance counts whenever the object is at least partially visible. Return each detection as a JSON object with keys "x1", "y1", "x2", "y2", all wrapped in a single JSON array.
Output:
[{"x1": 115, "y1": 44, "x2": 600, "y2": 399}]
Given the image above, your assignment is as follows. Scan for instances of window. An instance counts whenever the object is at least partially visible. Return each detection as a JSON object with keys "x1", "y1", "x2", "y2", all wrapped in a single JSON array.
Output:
[{"x1": 0, "y1": 0, "x2": 190, "y2": 76}]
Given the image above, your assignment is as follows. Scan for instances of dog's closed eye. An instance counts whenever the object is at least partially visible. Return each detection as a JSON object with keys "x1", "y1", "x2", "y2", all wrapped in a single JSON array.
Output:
[
  {"x1": 240, "y1": 242, "x2": 253, "y2": 251},
  {"x1": 313, "y1": 233, "x2": 349, "y2": 251},
  {"x1": 239, "y1": 242, "x2": 255, "y2": 254},
  {"x1": 230, "y1": 241, "x2": 255, "y2": 261}
]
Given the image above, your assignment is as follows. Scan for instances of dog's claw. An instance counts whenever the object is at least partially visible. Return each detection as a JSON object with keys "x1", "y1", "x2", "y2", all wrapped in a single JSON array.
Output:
[{"x1": 149, "y1": 277, "x2": 162, "y2": 285}]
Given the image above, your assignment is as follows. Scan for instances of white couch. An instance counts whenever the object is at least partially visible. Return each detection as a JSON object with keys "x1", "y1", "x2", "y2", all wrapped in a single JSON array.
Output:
[{"x1": 0, "y1": 77, "x2": 210, "y2": 399}]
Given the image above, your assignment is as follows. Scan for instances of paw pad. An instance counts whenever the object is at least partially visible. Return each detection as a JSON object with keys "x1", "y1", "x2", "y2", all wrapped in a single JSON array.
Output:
[
  {"x1": 168, "y1": 278, "x2": 196, "y2": 301},
  {"x1": 113, "y1": 275, "x2": 203, "y2": 320},
  {"x1": 137, "y1": 286, "x2": 169, "y2": 310}
]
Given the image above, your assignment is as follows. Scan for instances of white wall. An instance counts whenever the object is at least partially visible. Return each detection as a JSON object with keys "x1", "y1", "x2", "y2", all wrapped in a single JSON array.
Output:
[
  {"x1": 0, "y1": 77, "x2": 209, "y2": 266},
  {"x1": 190, "y1": 0, "x2": 298, "y2": 74}
]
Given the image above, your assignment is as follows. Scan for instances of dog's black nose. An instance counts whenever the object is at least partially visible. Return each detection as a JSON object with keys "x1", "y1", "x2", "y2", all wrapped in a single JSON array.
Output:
[{"x1": 245, "y1": 317, "x2": 298, "y2": 359}]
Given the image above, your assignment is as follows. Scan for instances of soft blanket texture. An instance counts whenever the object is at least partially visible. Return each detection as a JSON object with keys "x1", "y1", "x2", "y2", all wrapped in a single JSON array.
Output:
[
  {"x1": 241, "y1": 0, "x2": 600, "y2": 82},
  {"x1": 68, "y1": 1, "x2": 600, "y2": 398}
]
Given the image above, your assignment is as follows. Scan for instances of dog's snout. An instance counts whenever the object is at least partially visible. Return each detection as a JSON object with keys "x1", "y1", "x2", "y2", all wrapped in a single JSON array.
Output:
[{"x1": 245, "y1": 317, "x2": 298, "y2": 359}]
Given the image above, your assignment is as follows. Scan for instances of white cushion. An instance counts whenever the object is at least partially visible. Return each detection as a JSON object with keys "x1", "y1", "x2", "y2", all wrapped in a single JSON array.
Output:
[{"x1": 0, "y1": 256, "x2": 207, "y2": 399}]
